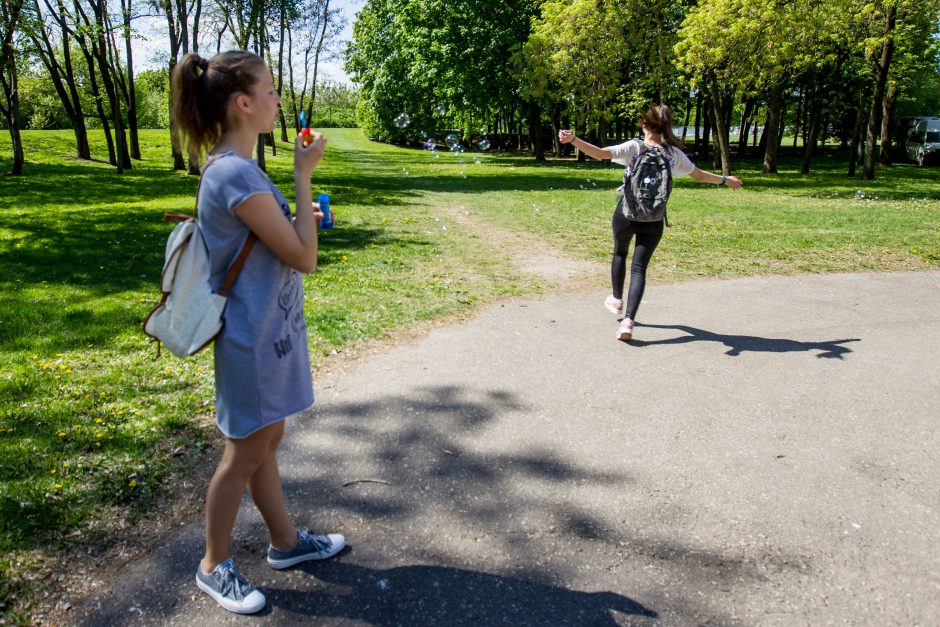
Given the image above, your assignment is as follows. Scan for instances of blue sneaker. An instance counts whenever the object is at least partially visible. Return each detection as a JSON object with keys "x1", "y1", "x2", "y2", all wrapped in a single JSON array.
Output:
[
  {"x1": 267, "y1": 529, "x2": 346, "y2": 569},
  {"x1": 195, "y1": 559, "x2": 265, "y2": 614}
]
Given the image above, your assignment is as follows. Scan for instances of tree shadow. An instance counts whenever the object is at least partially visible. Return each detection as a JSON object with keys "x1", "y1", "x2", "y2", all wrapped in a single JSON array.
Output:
[
  {"x1": 631, "y1": 323, "x2": 860, "y2": 359},
  {"x1": 266, "y1": 560, "x2": 657, "y2": 625},
  {"x1": 70, "y1": 384, "x2": 808, "y2": 625}
]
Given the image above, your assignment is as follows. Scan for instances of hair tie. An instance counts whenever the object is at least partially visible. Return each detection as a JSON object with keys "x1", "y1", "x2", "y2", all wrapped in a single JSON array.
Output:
[{"x1": 198, "y1": 58, "x2": 209, "y2": 71}]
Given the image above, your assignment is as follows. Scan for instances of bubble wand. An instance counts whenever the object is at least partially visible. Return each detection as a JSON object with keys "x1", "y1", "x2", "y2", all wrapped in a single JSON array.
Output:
[{"x1": 299, "y1": 111, "x2": 313, "y2": 146}]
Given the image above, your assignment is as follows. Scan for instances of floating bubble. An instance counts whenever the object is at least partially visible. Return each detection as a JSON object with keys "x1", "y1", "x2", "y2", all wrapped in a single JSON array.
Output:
[
  {"x1": 424, "y1": 137, "x2": 435, "y2": 151},
  {"x1": 460, "y1": 172, "x2": 467, "y2": 179},
  {"x1": 478, "y1": 138, "x2": 491, "y2": 151},
  {"x1": 394, "y1": 112, "x2": 411, "y2": 128},
  {"x1": 473, "y1": 157, "x2": 481, "y2": 165},
  {"x1": 435, "y1": 104, "x2": 447, "y2": 116},
  {"x1": 445, "y1": 133, "x2": 460, "y2": 148}
]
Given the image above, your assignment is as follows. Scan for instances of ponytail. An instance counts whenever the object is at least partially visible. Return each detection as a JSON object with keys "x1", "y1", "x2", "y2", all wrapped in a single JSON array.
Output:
[
  {"x1": 171, "y1": 51, "x2": 266, "y2": 156},
  {"x1": 639, "y1": 103, "x2": 684, "y2": 149}
]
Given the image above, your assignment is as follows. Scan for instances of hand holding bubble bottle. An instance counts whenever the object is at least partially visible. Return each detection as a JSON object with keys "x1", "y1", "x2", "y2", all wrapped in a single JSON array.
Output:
[{"x1": 299, "y1": 111, "x2": 314, "y2": 147}]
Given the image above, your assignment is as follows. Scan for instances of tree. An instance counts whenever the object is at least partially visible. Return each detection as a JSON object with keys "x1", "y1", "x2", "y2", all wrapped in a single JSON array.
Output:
[
  {"x1": 21, "y1": 0, "x2": 92, "y2": 159},
  {"x1": 0, "y1": 0, "x2": 26, "y2": 175},
  {"x1": 347, "y1": 0, "x2": 539, "y2": 152}
]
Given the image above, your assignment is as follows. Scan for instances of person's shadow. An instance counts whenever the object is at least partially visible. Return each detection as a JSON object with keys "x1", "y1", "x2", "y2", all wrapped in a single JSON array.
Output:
[
  {"x1": 630, "y1": 323, "x2": 860, "y2": 359},
  {"x1": 265, "y1": 558, "x2": 657, "y2": 625}
]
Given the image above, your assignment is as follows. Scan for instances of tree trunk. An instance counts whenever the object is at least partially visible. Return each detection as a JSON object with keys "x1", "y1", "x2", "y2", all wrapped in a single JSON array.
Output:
[
  {"x1": 693, "y1": 91, "x2": 702, "y2": 156},
  {"x1": 701, "y1": 96, "x2": 711, "y2": 162},
  {"x1": 681, "y1": 96, "x2": 691, "y2": 146},
  {"x1": 528, "y1": 101, "x2": 545, "y2": 161},
  {"x1": 801, "y1": 94, "x2": 823, "y2": 174},
  {"x1": 847, "y1": 87, "x2": 868, "y2": 177},
  {"x1": 708, "y1": 75, "x2": 731, "y2": 175},
  {"x1": 121, "y1": 0, "x2": 141, "y2": 159},
  {"x1": 792, "y1": 84, "x2": 803, "y2": 152},
  {"x1": 863, "y1": 5, "x2": 896, "y2": 180},
  {"x1": 737, "y1": 97, "x2": 755, "y2": 158},
  {"x1": 28, "y1": 0, "x2": 91, "y2": 159},
  {"x1": 305, "y1": 0, "x2": 331, "y2": 126},
  {"x1": 762, "y1": 81, "x2": 784, "y2": 174},
  {"x1": 0, "y1": 0, "x2": 25, "y2": 175},
  {"x1": 879, "y1": 82, "x2": 897, "y2": 165},
  {"x1": 277, "y1": 4, "x2": 288, "y2": 142}
]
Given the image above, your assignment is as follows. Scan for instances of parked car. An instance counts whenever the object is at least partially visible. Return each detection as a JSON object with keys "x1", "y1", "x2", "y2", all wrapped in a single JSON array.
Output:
[{"x1": 906, "y1": 117, "x2": 940, "y2": 166}]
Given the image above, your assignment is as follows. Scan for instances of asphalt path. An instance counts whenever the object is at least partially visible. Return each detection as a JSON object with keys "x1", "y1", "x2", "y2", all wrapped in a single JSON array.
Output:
[{"x1": 71, "y1": 271, "x2": 939, "y2": 625}]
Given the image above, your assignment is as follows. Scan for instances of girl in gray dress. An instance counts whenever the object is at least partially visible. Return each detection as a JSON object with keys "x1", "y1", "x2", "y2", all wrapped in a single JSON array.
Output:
[{"x1": 172, "y1": 50, "x2": 344, "y2": 615}]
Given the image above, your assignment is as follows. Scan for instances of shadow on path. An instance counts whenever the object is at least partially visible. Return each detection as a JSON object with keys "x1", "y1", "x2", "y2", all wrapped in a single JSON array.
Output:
[
  {"x1": 631, "y1": 323, "x2": 861, "y2": 358},
  {"x1": 266, "y1": 559, "x2": 657, "y2": 626}
]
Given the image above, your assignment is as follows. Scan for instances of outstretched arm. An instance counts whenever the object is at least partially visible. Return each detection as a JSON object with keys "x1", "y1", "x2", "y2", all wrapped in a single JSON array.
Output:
[
  {"x1": 558, "y1": 129, "x2": 613, "y2": 161},
  {"x1": 689, "y1": 167, "x2": 743, "y2": 189}
]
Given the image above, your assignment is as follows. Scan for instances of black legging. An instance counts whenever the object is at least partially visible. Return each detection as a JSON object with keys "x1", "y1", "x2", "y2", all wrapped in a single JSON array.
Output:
[{"x1": 611, "y1": 206, "x2": 664, "y2": 320}]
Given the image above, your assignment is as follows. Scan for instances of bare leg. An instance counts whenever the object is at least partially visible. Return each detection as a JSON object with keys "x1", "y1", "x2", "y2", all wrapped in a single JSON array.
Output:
[
  {"x1": 246, "y1": 420, "x2": 297, "y2": 551},
  {"x1": 200, "y1": 421, "x2": 290, "y2": 573}
]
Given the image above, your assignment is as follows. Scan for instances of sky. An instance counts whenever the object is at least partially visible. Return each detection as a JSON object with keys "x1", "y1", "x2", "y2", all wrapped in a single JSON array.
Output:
[{"x1": 133, "y1": 0, "x2": 363, "y2": 84}]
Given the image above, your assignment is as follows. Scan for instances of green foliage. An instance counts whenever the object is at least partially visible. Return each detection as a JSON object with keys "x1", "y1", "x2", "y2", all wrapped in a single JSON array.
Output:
[
  {"x1": 134, "y1": 69, "x2": 170, "y2": 129},
  {"x1": 346, "y1": 0, "x2": 539, "y2": 141},
  {"x1": 15, "y1": 75, "x2": 70, "y2": 129}
]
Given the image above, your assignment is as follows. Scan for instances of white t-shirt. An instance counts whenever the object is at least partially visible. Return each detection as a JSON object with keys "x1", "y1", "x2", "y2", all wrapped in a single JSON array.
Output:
[{"x1": 608, "y1": 139, "x2": 696, "y2": 178}]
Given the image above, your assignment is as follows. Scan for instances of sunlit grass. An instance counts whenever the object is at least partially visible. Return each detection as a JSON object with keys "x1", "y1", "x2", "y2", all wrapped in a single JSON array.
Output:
[{"x1": 0, "y1": 127, "x2": 937, "y2": 618}]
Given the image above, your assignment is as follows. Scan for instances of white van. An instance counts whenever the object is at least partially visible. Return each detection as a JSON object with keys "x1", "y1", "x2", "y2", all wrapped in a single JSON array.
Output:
[{"x1": 906, "y1": 117, "x2": 940, "y2": 166}]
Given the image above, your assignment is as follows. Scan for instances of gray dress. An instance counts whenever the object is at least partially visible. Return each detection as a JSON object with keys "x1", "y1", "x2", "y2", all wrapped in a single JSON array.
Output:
[{"x1": 197, "y1": 151, "x2": 314, "y2": 439}]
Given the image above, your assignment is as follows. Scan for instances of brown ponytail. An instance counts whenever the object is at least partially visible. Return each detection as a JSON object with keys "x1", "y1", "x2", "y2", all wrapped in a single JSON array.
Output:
[
  {"x1": 639, "y1": 103, "x2": 684, "y2": 149},
  {"x1": 171, "y1": 51, "x2": 267, "y2": 156}
]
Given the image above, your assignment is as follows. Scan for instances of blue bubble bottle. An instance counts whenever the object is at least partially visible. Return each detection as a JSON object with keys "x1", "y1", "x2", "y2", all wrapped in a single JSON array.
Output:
[{"x1": 318, "y1": 193, "x2": 333, "y2": 230}]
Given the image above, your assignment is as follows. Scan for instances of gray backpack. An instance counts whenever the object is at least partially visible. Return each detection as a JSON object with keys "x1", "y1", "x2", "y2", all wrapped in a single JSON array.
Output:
[{"x1": 621, "y1": 144, "x2": 672, "y2": 223}]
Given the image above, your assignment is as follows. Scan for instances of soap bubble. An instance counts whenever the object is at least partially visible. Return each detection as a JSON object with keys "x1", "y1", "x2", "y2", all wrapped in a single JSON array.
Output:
[
  {"x1": 394, "y1": 112, "x2": 411, "y2": 128},
  {"x1": 477, "y1": 138, "x2": 491, "y2": 151},
  {"x1": 435, "y1": 104, "x2": 447, "y2": 116},
  {"x1": 423, "y1": 137, "x2": 436, "y2": 151},
  {"x1": 445, "y1": 133, "x2": 460, "y2": 148}
]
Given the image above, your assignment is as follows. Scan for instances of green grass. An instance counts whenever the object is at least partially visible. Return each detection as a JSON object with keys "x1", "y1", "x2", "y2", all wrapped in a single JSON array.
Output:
[{"x1": 0, "y1": 128, "x2": 938, "y2": 618}]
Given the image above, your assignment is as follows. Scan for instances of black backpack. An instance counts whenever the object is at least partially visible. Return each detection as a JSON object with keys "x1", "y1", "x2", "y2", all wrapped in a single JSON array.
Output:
[{"x1": 621, "y1": 143, "x2": 672, "y2": 223}]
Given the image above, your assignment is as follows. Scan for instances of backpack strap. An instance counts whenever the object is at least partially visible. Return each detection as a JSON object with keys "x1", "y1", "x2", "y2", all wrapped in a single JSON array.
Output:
[
  {"x1": 217, "y1": 233, "x2": 257, "y2": 297},
  {"x1": 196, "y1": 152, "x2": 258, "y2": 297}
]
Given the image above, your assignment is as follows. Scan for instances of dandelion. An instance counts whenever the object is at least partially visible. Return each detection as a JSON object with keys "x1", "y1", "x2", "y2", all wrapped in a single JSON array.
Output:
[
  {"x1": 95, "y1": 418, "x2": 104, "y2": 424},
  {"x1": 96, "y1": 432, "x2": 104, "y2": 438},
  {"x1": 50, "y1": 469, "x2": 57, "y2": 474},
  {"x1": 128, "y1": 480, "x2": 137, "y2": 488},
  {"x1": 54, "y1": 483, "x2": 62, "y2": 490}
]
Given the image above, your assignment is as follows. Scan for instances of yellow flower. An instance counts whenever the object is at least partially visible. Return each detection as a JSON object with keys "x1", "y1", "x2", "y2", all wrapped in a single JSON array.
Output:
[
  {"x1": 54, "y1": 483, "x2": 62, "y2": 489},
  {"x1": 128, "y1": 480, "x2": 136, "y2": 488},
  {"x1": 96, "y1": 432, "x2": 104, "y2": 438},
  {"x1": 95, "y1": 418, "x2": 104, "y2": 424},
  {"x1": 63, "y1": 462, "x2": 69, "y2": 467},
  {"x1": 56, "y1": 430, "x2": 66, "y2": 437},
  {"x1": 50, "y1": 469, "x2": 57, "y2": 474}
]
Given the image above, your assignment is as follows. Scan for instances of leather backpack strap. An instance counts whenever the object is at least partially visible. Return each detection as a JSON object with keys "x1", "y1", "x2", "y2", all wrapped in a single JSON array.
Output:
[
  {"x1": 195, "y1": 153, "x2": 257, "y2": 297},
  {"x1": 217, "y1": 233, "x2": 257, "y2": 297}
]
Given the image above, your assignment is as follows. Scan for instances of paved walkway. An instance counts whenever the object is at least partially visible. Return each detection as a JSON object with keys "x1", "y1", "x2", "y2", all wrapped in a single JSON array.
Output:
[{"x1": 72, "y1": 271, "x2": 939, "y2": 625}]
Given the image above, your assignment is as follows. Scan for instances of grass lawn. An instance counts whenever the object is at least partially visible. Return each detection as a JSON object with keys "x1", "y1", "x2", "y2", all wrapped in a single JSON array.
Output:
[{"x1": 0, "y1": 128, "x2": 937, "y2": 620}]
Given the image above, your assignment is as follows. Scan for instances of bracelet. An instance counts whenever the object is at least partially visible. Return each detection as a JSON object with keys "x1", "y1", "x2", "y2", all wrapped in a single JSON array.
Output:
[{"x1": 720, "y1": 175, "x2": 726, "y2": 186}]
